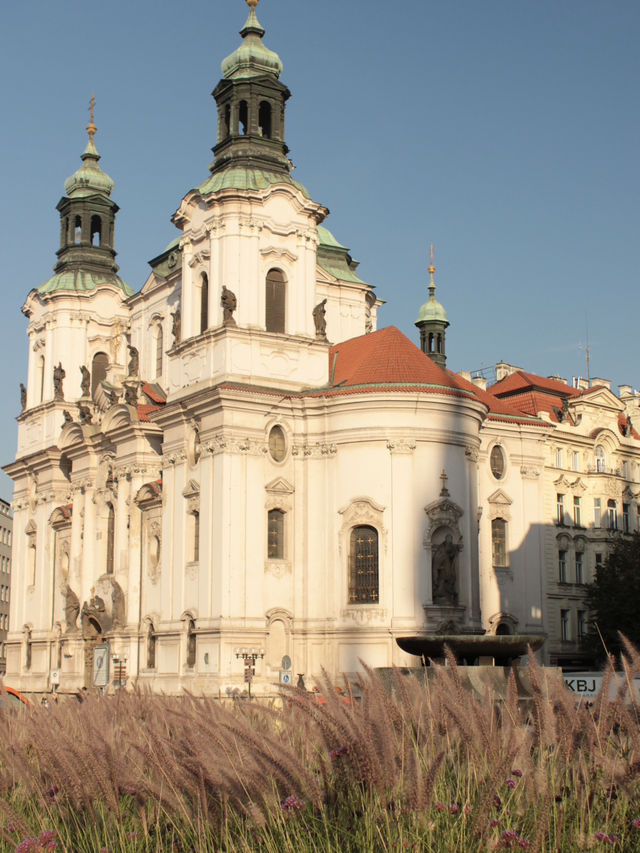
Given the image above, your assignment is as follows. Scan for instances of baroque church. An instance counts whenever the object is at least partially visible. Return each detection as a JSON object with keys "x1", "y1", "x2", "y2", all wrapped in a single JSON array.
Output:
[{"x1": 5, "y1": 0, "x2": 557, "y2": 695}]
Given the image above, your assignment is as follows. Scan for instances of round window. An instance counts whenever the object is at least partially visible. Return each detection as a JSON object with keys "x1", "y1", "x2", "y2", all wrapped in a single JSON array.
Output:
[
  {"x1": 490, "y1": 445, "x2": 505, "y2": 479},
  {"x1": 268, "y1": 425, "x2": 286, "y2": 462}
]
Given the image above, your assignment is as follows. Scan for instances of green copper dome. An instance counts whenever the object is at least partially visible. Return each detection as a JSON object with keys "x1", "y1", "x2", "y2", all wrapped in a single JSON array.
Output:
[
  {"x1": 221, "y1": 6, "x2": 283, "y2": 80},
  {"x1": 416, "y1": 293, "x2": 448, "y2": 324},
  {"x1": 64, "y1": 137, "x2": 114, "y2": 198}
]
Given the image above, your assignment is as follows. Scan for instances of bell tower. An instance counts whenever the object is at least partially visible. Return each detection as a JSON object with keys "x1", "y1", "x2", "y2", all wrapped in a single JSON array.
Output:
[
  {"x1": 209, "y1": 0, "x2": 292, "y2": 177},
  {"x1": 53, "y1": 95, "x2": 120, "y2": 281},
  {"x1": 415, "y1": 246, "x2": 449, "y2": 369}
]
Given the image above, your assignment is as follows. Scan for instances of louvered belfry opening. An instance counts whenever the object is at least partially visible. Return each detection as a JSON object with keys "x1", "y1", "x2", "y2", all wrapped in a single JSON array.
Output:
[
  {"x1": 349, "y1": 525, "x2": 379, "y2": 603},
  {"x1": 265, "y1": 268, "x2": 285, "y2": 333}
]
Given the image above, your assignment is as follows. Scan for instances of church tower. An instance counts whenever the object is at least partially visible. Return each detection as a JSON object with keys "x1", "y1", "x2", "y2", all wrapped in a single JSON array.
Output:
[
  {"x1": 211, "y1": 0, "x2": 291, "y2": 177},
  {"x1": 415, "y1": 246, "x2": 449, "y2": 369},
  {"x1": 48, "y1": 96, "x2": 127, "y2": 292}
]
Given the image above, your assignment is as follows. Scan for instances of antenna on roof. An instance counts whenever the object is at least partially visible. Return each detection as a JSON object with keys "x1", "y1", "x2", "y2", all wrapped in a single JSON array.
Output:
[{"x1": 578, "y1": 315, "x2": 591, "y2": 387}]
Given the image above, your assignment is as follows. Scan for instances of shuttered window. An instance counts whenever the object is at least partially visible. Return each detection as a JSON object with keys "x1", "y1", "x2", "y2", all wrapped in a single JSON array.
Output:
[{"x1": 265, "y1": 269, "x2": 285, "y2": 333}]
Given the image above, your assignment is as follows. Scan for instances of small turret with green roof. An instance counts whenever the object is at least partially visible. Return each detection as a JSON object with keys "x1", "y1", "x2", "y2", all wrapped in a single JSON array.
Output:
[
  {"x1": 415, "y1": 246, "x2": 449, "y2": 368},
  {"x1": 39, "y1": 97, "x2": 132, "y2": 297},
  {"x1": 201, "y1": 0, "x2": 297, "y2": 195}
]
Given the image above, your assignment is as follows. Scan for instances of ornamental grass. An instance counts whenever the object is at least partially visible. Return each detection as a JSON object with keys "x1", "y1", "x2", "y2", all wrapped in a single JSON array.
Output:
[{"x1": 1, "y1": 642, "x2": 640, "y2": 851}]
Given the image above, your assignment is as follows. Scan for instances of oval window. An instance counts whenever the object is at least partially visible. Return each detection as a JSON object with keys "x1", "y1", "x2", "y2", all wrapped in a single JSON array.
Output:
[
  {"x1": 268, "y1": 425, "x2": 286, "y2": 462},
  {"x1": 490, "y1": 445, "x2": 505, "y2": 479}
]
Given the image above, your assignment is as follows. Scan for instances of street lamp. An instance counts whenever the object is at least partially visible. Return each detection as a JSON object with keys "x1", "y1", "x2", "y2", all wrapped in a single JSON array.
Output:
[
  {"x1": 111, "y1": 652, "x2": 128, "y2": 690},
  {"x1": 234, "y1": 647, "x2": 264, "y2": 698}
]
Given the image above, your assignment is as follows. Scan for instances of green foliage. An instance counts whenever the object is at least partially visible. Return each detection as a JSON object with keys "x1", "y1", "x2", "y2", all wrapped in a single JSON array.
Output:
[
  {"x1": 2, "y1": 650, "x2": 640, "y2": 851},
  {"x1": 583, "y1": 532, "x2": 640, "y2": 663}
]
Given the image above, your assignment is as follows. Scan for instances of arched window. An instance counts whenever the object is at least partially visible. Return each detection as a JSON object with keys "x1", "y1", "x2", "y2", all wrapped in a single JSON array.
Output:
[
  {"x1": 37, "y1": 355, "x2": 45, "y2": 403},
  {"x1": 436, "y1": 334, "x2": 443, "y2": 354},
  {"x1": 267, "y1": 509, "x2": 285, "y2": 559},
  {"x1": 349, "y1": 525, "x2": 379, "y2": 603},
  {"x1": 428, "y1": 332, "x2": 434, "y2": 353},
  {"x1": 146, "y1": 621, "x2": 156, "y2": 670},
  {"x1": 155, "y1": 324, "x2": 163, "y2": 378},
  {"x1": 74, "y1": 215, "x2": 82, "y2": 244},
  {"x1": 258, "y1": 101, "x2": 272, "y2": 138},
  {"x1": 106, "y1": 503, "x2": 115, "y2": 574},
  {"x1": 595, "y1": 445, "x2": 606, "y2": 473},
  {"x1": 200, "y1": 273, "x2": 209, "y2": 334},
  {"x1": 223, "y1": 103, "x2": 231, "y2": 138},
  {"x1": 239, "y1": 100, "x2": 248, "y2": 135},
  {"x1": 90, "y1": 215, "x2": 101, "y2": 247},
  {"x1": 186, "y1": 618, "x2": 196, "y2": 668},
  {"x1": 265, "y1": 269, "x2": 286, "y2": 333},
  {"x1": 91, "y1": 352, "x2": 109, "y2": 397},
  {"x1": 189, "y1": 511, "x2": 200, "y2": 562},
  {"x1": 491, "y1": 518, "x2": 507, "y2": 568}
]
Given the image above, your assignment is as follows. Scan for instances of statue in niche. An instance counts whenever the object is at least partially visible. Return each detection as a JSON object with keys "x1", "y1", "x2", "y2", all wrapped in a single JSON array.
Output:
[
  {"x1": 20, "y1": 383, "x2": 27, "y2": 411},
  {"x1": 432, "y1": 534, "x2": 461, "y2": 605},
  {"x1": 62, "y1": 409, "x2": 74, "y2": 425},
  {"x1": 61, "y1": 582, "x2": 80, "y2": 632},
  {"x1": 171, "y1": 308, "x2": 181, "y2": 345},
  {"x1": 53, "y1": 363, "x2": 65, "y2": 401},
  {"x1": 80, "y1": 365, "x2": 91, "y2": 397},
  {"x1": 221, "y1": 286, "x2": 237, "y2": 325},
  {"x1": 313, "y1": 299, "x2": 327, "y2": 338},
  {"x1": 110, "y1": 579, "x2": 125, "y2": 629},
  {"x1": 127, "y1": 346, "x2": 139, "y2": 377}
]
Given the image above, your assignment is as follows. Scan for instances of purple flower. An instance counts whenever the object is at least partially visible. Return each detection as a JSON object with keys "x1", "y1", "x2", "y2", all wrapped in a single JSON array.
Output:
[
  {"x1": 38, "y1": 831, "x2": 56, "y2": 845},
  {"x1": 493, "y1": 794, "x2": 502, "y2": 807},
  {"x1": 15, "y1": 839, "x2": 37, "y2": 853},
  {"x1": 7, "y1": 823, "x2": 17, "y2": 834},
  {"x1": 489, "y1": 819, "x2": 502, "y2": 827},
  {"x1": 46, "y1": 785, "x2": 58, "y2": 799},
  {"x1": 281, "y1": 795, "x2": 304, "y2": 811},
  {"x1": 497, "y1": 829, "x2": 530, "y2": 849},
  {"x1": 329, "y1": 745, "x2": 348, "y2": 760},
  {"x1": 434, "y1": 802, "x2": 447, "y2": 812},
  {"x1": 633, "y1": 819, "x2": 640, "y2": 829},
  {"x1": 506, "y1": 777, "x2": 518, "y2": 789},
  {"x1": 512, "y1": 768, "x2": 524, "y2": 777},
  {"x1": 449, "y1": 803, "x2": 459, "y2": 814},
  {"x1": 594, "y1": 833, "x2": 619, "y2": 844},
  {"x1": 122, "y1": 785, "x2": 137, "y2": 795}
]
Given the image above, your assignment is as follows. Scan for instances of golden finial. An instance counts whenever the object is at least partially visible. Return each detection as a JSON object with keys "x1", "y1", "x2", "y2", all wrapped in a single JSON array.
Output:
[
  {"x1": 428, "y1": 243, "x2": 436, "y2": 294},
  {"x1": 246, "y1": 0, "x2": 259, "y2": 8},
  {"x1": 87, "y1": 93, "x2": 97, "y2": 142}
]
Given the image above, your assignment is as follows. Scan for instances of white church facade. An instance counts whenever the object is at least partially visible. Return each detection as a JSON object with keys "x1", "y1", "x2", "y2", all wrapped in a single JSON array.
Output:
[{"x1": 4, "y1": 0, "x2": 561, "y2": 696}]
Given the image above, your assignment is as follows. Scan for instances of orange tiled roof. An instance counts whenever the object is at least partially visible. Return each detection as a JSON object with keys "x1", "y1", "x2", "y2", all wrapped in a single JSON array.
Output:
[
  {"x1": 328, "y1": 327, "x2": 470, "y2": 394},
  {"x1": 490, "y1": 370, "x2": 580, "y2": 400}
]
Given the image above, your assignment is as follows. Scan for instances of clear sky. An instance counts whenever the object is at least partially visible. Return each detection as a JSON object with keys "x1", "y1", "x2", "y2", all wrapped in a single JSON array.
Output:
[{"x1": 0, "y1": 0, "x2": 638, "y2": 499}]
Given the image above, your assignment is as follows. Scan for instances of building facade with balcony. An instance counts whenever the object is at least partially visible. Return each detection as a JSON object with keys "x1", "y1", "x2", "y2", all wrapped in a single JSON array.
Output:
[{"x1": 489, "y1": 367, "x2": 640, "y2": 667}]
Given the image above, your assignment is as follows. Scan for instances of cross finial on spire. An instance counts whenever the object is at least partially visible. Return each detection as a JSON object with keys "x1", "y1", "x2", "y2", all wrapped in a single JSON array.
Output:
[
  {"x1": 87, "y1": 93, "x2": 97, "y2": 142},
  {"x1": 440, "y1": 468, "x2": 449, "y2": 496}
]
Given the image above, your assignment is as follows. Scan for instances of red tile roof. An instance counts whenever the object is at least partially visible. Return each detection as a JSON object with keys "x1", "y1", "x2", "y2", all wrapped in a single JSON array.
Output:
[
  {"x1": 328, "y1": 327, "x2": 470, "y2": 395},
  {"x1": 490, "y1": 371, "x2": 580, "y2": 400}
]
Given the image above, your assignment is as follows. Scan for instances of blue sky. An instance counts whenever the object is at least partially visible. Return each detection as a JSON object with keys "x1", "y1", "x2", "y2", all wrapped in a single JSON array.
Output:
[{"x1": 0, "y1": 0, "x2": 638, "y2": 499}]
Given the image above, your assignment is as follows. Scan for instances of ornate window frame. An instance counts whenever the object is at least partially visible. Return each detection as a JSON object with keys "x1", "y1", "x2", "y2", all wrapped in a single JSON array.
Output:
[
  {"x1": 339, "y1": 497, "x2": 387, "y2": 617},
  {"x1": 265, "y1": 478, "x2": 293, "y2": 577}
]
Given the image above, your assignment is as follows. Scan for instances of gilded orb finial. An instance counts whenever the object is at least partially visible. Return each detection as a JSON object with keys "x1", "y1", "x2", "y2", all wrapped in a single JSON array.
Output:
[
  {"x1": 87, "y1": 93, "x2": 97, "y2": 142},
  {"x1": 246, "y1": 0, "x2": 259, "y2": 8}
]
